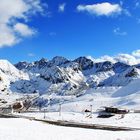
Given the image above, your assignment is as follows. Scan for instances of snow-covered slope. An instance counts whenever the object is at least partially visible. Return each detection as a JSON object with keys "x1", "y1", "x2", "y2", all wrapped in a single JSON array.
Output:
[
  {"x1": 113, "y1": 79, "x2": 140, "y2": 97},
  {"x1": 0, "y1": 60, "x2": 29, "y2": 92},
  {"x1": 100, "y1": 67, "x2": 140, "y2": 86},
  {"x1": 106, "y1": 79, "x2": 140, "y2": 108},
  {"x1": 0, "y1": 60, "x2": 28, "y2": 79},
  {"x1": 0, "y1": 56, "x2": 139, "y2": 108},
  {"x1": 14, "y1": 57, "x2": 140, "y2": 94}
]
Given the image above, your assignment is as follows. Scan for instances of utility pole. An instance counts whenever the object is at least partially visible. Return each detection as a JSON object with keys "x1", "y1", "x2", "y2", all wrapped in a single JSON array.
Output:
[
  {"x1": 59, "y1": 104, "x2": 61, "y2": 116},
  {"x1": 90, "y1": 105, "x2": 92, "y2": 118},
  {"x1": 43, "y1": 109, "x2": 46, "y2": 119},
  {"x1": 48, "y1": 97, "x2": 50, "y2": 111}
]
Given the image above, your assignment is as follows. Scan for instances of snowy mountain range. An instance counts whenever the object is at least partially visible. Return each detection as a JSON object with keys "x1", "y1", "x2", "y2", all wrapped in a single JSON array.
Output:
[
  {"x1": 0, "y1": 56, "x2": 139, "y2": 95},
  {"x1": 0, "y1": 56, "x2": 140, "y2": 108}
]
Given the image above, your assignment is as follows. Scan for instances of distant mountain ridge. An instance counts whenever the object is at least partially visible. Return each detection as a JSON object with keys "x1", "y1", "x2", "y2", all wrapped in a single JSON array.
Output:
[{"x1": 0, "y1": 56, "x2": 140, "y2": 96}]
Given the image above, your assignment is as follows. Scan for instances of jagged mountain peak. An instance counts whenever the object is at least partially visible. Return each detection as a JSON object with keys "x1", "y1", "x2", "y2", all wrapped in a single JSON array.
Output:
[
  {"x1": 33, "y1": 58, "x2": 48, "y2": 69},
  {"x1": 73, "y1": 56, "x2": 94, "y2": 70},
  {"x1": 93, "y1": 61, "x2": 113, "y2": 72},
  {"x1": 6, "y1": 56, "x2": 140, "y2": 95},
  {"x1": 52, "y1": 56, "x2": 68, "y2": 61},
  {"x1": 47, "y1": 56, "x2": 70, "y2": 67},
  {"x1": 34, "y1": 58, "x2": 48, "y2": 64},
  {"x1": 15, "y1": 61, "x2": 30, "y2": 70}
]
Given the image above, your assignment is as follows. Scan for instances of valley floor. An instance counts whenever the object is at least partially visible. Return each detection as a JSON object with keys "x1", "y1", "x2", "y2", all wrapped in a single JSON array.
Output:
[
  {"x1": 19, "y1": 111, "x2": 140, "y2": 129},
  {"x1": 0, "y1": 118, "x2": 140, "y2": 140},
  {"x1": 1, "y1": 85, "x2": 140, "y2": 140}
]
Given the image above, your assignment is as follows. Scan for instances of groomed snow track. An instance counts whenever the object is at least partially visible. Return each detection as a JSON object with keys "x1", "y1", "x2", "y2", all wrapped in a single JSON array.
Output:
[
  {"x1": 35, "y1": 119, "x2": 139, "y2": 131},
  {"x1": 0, "y1": 113, "x2": 139, "y2": 131}
]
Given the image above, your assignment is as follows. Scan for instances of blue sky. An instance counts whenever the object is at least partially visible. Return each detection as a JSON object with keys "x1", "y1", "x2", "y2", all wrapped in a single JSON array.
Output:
[{"x1": 0, "y1": 0, "x2": 140, "y2": 64}]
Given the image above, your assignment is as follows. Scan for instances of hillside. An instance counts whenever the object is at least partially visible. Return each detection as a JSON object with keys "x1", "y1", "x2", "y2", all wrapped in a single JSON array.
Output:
[{"x1": 0, "y1": 57, "x2": 139, "y2": 108}]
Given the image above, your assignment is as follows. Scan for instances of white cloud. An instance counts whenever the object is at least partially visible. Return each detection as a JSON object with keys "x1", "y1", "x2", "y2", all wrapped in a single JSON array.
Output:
[
  {"x1": 88, "y1": 50, "x2": 140, "y2": 65},
  {"x1": 0, "y1": 0, "x2": 43, "y2": 48},
  {"x1": 99, "y1": 55, "x2": 117, "y2": 63},
  {"x1": 86, "y1": 56, "x2": 95, "y2": 61},
  {"x1": 115, "y1": 53, "x2": 140, "y2": 65},
  {"x1": 0, "y1": 24, "x2": 19, "y2": 47},
  {"x1": 58, "y1": 3, "x2": 66, "y2": 12},
  {"x1": 113, "y1": 27, "x2": 127, "y2": 36},
  {"x1": 14, "y1": 23, "x2": 36, "y2": 37},
  {"x1": 77, "y1": 2, "x2": 122, "y2": 16},
  {"x1": 132, "y1": 50, "x2": 140, "y2": 57}
]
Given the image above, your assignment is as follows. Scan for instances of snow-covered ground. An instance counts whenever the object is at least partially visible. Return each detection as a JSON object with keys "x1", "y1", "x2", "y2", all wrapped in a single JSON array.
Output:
[
  {"x1": 1, "y1": 79, "x2": 140, "y2": 139},
  {"x1": 19, "y1": 111, "x2": 140, "y2": 128},
  {"x1": 0, "y1": 118, "x2": 140, "y2": 140}
]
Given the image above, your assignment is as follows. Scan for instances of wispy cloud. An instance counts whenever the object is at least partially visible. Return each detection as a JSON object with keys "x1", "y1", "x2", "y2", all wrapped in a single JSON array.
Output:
[
  {"x1": 120, "y1": 1, "x2": 123, "y2": 6},
  {"x1": 0, "y1": 0, "x2": 44, "y2": 48},
  {"x1": 58, "y1": 3, "x2": 66, "y2": 12},
  {"x1": 14, "y1": 23, "x2": 36, "y2": 37},
  {"x1": 49, "y1": 32, "x2": 57, "y2": 36},
  {"x1": 113, "y1": 27, "x2": 127, "y2": 36},
  {"x1": 28, "y1": 53, "x2": 35, "y2": 57},
  {"x1": 77, "y1": 2, "x2": 122, "y2": 17},
  {"x1": 135, "y1": 1, "x2": 140, "y2": 7},
  {"x1": 137, "y1": 18, "x2": 140, "y2": 24}
]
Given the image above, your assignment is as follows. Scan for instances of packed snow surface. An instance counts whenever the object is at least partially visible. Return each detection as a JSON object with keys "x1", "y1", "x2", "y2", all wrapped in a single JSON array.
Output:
[{"x1": 0, "y1": 118, "x2": 140, "y2": 140}]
